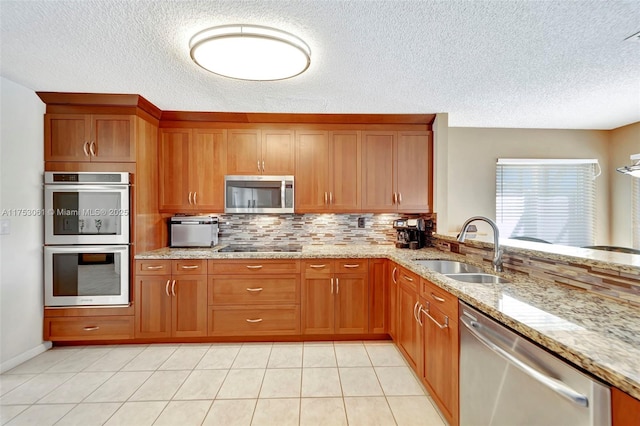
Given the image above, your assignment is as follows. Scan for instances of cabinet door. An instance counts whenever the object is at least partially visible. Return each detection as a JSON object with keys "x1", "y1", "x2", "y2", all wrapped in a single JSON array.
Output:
[
  {"x1": 388, "y1": 263, "x2": 399, "y2": 339},
  {"x1": 368, "y1": 259, "x2": 387, "y2": 334},
  {"x1": 172, "y1": 275, "x2": 208, "y2": 337},
  {"x1": 295, "y1": 130, "x2": 330, "y2": 212},
  {"x1": 361, "y1": 131, "x2": 396, "y2": 212},
  {"x1": 329, "y1": 131, "x2": 361, "y2": 212},
  {"x1": 397, "y1": 282, "x2": 421, "y2": 371},
  {"x1": 159, "y1": 129, "x2": 191, "y2": 211},
  {"x1": 422, "y1": 302, "x2": 459, "y2": 426},
  {"x1": 191, "y1": 129, "x2": 227, "y2": 211},
  {"x1": 397, "y1": 131, "x2": 432, "y2": 213},
  {"x1": 135, "y1": 275, "x2": 172, "y2": 338},
  {"x1": 302, "y1": 278, "x2": 334, "y2": 334},
  {"x1": 335, "y1": 274, "x2": 369, "y2": 334},
  {"x1": 227, "y1": 129, "x2": 260, "y2": 174},
  {"x1": 91, "y1": 115, "x2": 136, "y2": 162},
  {"x1": 262, "y1": 129, "x2": 295, "y2": 174},
  {"x1": 44, "y1": 114, "x2": 91, "y2": 162}
]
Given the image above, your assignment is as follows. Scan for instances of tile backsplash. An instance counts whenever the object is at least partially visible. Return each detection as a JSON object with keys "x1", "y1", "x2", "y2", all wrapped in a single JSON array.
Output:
[{"x1": 217, "y1": 213, "x2": 434, "y2": 247}]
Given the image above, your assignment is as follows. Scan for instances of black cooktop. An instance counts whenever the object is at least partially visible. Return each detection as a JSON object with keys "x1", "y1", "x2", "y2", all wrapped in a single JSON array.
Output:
[{"x1": 218, "y1": 245, "x2": 303, "y2": 253}]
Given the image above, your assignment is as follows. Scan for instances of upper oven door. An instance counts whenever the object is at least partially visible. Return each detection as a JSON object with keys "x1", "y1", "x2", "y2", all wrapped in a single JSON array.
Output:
[
  {"x1": 44, "y1": 184, "x2": 130, "y2": 245},
  {"x1": 224, "y1": 175, "x2": 294, "y2": 213}
]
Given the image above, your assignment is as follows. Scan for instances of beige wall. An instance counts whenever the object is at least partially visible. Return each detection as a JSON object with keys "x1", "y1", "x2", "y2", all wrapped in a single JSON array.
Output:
[
  {"x1": 609, "y1": 122, "x2": 640, "y2": 247},
  {"x1": 445, "y1": 127, "x2": 611, "y2": 244}
]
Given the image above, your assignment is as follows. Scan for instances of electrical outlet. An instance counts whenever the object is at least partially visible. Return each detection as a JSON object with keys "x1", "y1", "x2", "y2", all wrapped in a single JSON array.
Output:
[
  {"x1": 0, "y1": 219, "x2": 10, "y2": 235},
  {"x1": 357, "y1": 217, "x2": 365, "y2": 228}
]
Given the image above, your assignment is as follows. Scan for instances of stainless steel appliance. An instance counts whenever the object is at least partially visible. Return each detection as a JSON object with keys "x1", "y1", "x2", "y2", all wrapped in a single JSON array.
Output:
[
  {"x1": 393, "y1": 218, "x2": 427, "y2": 249},
  {"x1": 459, "y1": 301, "x2": 611, "y2": 426},
  {"x1": 224, "y1": 175, "x2": 294, "y2": 213},
  {"x1": 170, "y1": 216, "x2": 219, "y2": 248},
  {"x1": 44, "y1": 172, "x2": 130, "y2": 245},
  {"x1": 44, "y1": 245, "x2": 129, "y2": 306},
  {"x1": 44, "y1": 172, "x2": 131, "y2": 307}
]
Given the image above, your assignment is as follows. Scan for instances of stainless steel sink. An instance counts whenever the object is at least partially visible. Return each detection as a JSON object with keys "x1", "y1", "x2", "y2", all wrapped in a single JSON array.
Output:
[
  {"x1": 445, "y1": 273, "x2": 510, "y2": 284},
  {"x1": 414, "y1": 259, "x2": 484, "y2": 274}
]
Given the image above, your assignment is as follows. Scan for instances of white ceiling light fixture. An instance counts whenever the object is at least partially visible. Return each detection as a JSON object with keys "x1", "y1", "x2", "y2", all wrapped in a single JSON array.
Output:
[
  {"x1": 617, "y1": 154, "x2": 640, "y2": 178},
  {"x1": 189, "y1": 24, "x2": 311, "y2": 81}
]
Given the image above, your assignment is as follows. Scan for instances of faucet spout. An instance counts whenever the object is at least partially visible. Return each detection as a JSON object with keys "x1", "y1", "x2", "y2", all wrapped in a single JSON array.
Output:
[{"x1": 457, "y1": 216, "x2": 504, "y2": 273}]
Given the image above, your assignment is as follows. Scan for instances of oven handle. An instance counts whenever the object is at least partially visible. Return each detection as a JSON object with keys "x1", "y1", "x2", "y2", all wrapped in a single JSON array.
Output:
[
  {"x1": 460, "y1": 316, "x2": 589, "y2": 407},
  {"x1": 45, "y1": 184, "x2": 129, "y2": 191},
  {"x1": 45, "y1": 245, "x2": 129, "y2": 253}
]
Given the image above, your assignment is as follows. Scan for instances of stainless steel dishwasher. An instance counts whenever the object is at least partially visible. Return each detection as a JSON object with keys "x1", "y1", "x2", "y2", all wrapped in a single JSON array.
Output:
[{"x1": 459, "y1": 301, "x2": 611, "y2": 426}]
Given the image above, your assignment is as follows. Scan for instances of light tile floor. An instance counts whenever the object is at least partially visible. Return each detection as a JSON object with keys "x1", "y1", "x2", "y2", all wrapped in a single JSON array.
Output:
[{"x1": 0, "y1": 341, "x2": 447, "y2": 426}]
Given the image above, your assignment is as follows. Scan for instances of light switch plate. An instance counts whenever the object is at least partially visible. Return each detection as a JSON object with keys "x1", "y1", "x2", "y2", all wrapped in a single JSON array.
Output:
[{"x1": 0, "y1": 219, "x2": 10, "y2": 235}]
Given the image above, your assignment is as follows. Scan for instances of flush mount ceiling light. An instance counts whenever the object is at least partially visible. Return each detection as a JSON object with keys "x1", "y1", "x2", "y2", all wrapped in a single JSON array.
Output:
[
  {"x1": 189, "y1": 24, "x2": 311, "y2": 81},
  {"x1": 617, "y1": 154, "x2": 640, "y2": 178}
]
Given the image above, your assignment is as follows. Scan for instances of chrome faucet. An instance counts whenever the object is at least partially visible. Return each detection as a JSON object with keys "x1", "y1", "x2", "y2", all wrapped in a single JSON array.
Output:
[{"x1": 457, "y1": 216, "x2": 504, "y2": 272}]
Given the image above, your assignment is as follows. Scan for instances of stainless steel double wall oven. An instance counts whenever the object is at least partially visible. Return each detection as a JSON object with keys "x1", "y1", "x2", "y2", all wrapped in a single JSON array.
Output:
[{"x1": 44, "y1": 172, "x2": 130, "y2": 306}]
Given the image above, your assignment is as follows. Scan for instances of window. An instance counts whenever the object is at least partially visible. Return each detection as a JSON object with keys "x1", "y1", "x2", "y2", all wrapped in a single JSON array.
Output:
[
  {"x1": 633, "y1": 178, "x2": 640, "y2": 249},
  {"x1": 496, "y1": 159, "x2": 597, "y2": 247}
]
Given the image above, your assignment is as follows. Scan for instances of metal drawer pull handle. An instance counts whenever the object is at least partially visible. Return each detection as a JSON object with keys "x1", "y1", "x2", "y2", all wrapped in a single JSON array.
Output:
[
  {"x1": 309, "y1": 264, "x2": 326, "y2": 268},
  {"x1": 171, "y1": 280, "x2": 176, "y2": 296},
  {"x1": 403, "y1": 275, "x2": 414, "y2": 282},
  {"x1": 146, "y1": 265, "x2": 163, "y2": 270},
  {"x1": 257, "y1": 160, "x2": 261, "y2": 172},
  {"x1": 83, "y1": 141, "x2": 90, "y2": 157},
  {"x1": 413, "y1": 301, "x2": 420, "y2": 322},
  {"x1": 188, "y1": 191, "x2": 192, "y2": 205},
  {"x1": 431, "y1": 293, "x2": 446, "y2": 303},
  {"x1": 421, "y1": 304, "x2": 447, "y2": 329},
  {"x1": 343, "y1": 264, "x2": 360, "y2": 268},
  {"x1": 165, "y1": 279, "x2": 171, "y2": 296},
  {"x1": 246, "y1": 287, "x2": 263, "y2": 292},
  {"x1": 336, "y1": 278, "x2": 339, "y2": 293},
  {"x1": 331, "y1": 278, "x2": 334, "y2": 294},
  {"x1": 324, "y1": 192, "x2": 328, "y2": 204},
  {"x1": 83, "y1": 326, "x2": 100, "y2": 331},
  {"x1": 193, "y1": 191, "x2": 198, "y2": 204},
  {"x1": 392, "y1": 267, "x2": 398, "y2": 284},
  {"x1": 398, "y1": 192, "x2": 402, "y2": 203},
  {"x1": 246, "y1": 318, "x2": 263, "y2": 323},
  {"x1": 460, "y1": 316, "x2": 588, "y2": 407},
  {"x1": 329, "y1": 192, "x2": 333, "y2": 203},
  {"x1": 89, "y1": 141, "x2": 97, "y2": 156},
  {"x1": 180, "y1": 265, "x2": 199, "y2": 269},
  {"x1": 262, "y1": 161, "x2": 265, "y2": 172},
  {"x1": 246, "y1": 265, "x2": 263, "y2": 269}
]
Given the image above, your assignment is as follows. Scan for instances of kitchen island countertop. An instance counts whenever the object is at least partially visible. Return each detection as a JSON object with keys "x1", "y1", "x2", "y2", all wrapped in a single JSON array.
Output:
[{"x1": 136, "y1": 244, "x2": 640, "y2": 399}]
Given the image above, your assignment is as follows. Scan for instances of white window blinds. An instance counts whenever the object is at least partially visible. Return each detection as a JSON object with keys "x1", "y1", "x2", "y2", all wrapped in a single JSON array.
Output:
[
  {"x1": 633, "y1": 178, "x2": 640, "y2": 249},
  {"x1": 496, "y1": 159, "x2": 597, "y2": 247}
]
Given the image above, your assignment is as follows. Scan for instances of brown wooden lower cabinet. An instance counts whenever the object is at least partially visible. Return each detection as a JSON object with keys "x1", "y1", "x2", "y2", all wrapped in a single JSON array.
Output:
[
  {"x1": 396, "y1": 267, "x2": 421, "y2": 371},
  {"x1": 368, "y1": 258, "x2": 387, "y2": 334},
  {"x1": 209, "y1": 305, "x2": 300, "y2": 336},
  {"x1": 612, "y1": 387, "x2": 640, "y2": 426},
  {"x1": 419, "y1": 278, "x2": 459, "y2": 426},
  {"x1": 44, "y1": 316, "x2": 134, "y2": 341},
  {"x1": 134, "y1": 260, "x2": 208, "y2": 338},
  {"x1": 301, "y1": 259, "x2": 369, "y2": 335},
  {"x1": 387, "y1": 261, "x2": 399, "y2": 340}
]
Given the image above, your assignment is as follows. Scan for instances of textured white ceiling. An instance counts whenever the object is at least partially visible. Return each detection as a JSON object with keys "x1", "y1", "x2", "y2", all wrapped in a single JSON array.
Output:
[{"x1": 1, "y1": 0, "x2": 639, "y2": 129}]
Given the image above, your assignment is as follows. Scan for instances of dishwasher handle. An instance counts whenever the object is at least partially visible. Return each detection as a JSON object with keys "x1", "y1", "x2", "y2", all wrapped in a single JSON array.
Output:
[{"x1": 460, "y1": 315, "x2": 589, "y2": 408}]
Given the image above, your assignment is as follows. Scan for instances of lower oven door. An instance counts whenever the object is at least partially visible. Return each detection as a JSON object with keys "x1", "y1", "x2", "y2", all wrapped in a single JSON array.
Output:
[{"x1": 44, "y1": 245, "x2": 129, "y2": 307}]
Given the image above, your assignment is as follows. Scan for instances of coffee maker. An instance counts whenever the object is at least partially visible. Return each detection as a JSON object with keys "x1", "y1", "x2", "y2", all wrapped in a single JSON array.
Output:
[{"x1": 393, "y1": 218, "x2": 427, "y2": 249}]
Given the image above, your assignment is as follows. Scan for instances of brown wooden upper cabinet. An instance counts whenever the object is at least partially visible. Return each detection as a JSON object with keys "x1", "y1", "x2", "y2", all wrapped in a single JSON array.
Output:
[
  {"x1": 159, "y1": 128, "x2": 227, "y2": 212},
  {"x1": 227, "y1": 129, "x2": 295, "y2": 175},
  {"x1": 44, "y1": 114, "x2": 136, "y2": 162},
  {"x1": 361, "y1": 130, "x2": 433, "y2": 213},
  {"x1": 295, "y1": 130, "x2": 361, "y2": 213}
]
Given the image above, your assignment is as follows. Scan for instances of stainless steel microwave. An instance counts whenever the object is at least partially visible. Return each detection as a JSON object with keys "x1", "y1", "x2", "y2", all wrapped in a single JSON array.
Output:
[{"x1": 224, "y1": 175, "x2": 294, "y2": 213}]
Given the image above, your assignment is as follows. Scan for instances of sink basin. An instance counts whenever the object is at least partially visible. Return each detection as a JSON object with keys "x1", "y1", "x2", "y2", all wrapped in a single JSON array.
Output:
[
  {"x1": 414, "y1": 259, "x2": 483, "y2": 274},
  {"x1": 445, "y1": 273, "x2": 510, "y2": 284}
]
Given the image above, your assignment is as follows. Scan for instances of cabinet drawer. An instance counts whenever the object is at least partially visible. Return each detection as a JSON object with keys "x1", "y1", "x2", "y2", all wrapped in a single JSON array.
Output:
[
  {"x1": 44, "y1": 316, "x2": 134, "y2": 341},
  {"x1": 398, "y1": 267, "x2": 419, "y2": 292},
  {"x1": 335, "y1": 259, "x2": 368, "y2": 273},
  {"x1": 136, "y1": 260, "x2": 171, "y2": 275},
  {"x1": 209, "y1": 306, "x2": 300, "y2": 336},
  {"x1": 209, "y1": 276, "x2": 300, "y2": 305},
  {"x1": 303, "y1": 260, "x2": 333, "y2": 276},
  {"x1": 421, "y1": 278, "x2": 458, "y2": 318},
  {"x1": 172, "y1": 259, "x2": 207, "y2": 275},
  {"x1": 208, "y1": 259, "x2": 300, "y2": 275}
]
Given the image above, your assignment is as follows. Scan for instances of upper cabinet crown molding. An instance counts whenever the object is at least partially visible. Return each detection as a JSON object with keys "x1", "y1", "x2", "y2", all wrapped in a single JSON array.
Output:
[{"x1": 37, "y1": 92, "x2": 162, "y2": 122}]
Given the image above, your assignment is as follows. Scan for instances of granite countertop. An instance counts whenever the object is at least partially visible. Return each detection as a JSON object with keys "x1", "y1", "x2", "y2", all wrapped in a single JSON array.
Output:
[{"x1": 135, "y1": 244, "x2": 640, "y2": 399}]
